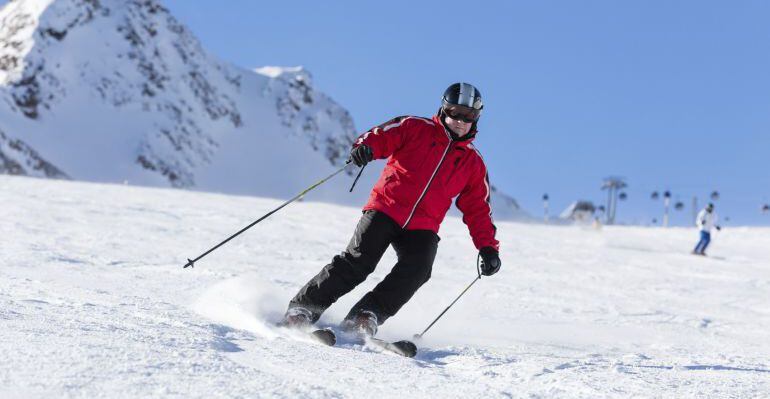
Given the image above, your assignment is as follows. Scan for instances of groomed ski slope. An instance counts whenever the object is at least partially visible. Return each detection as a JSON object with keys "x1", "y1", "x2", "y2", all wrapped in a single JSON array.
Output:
[{"x1": 1, "y1": 175, "x2": 768, "y2": 398}]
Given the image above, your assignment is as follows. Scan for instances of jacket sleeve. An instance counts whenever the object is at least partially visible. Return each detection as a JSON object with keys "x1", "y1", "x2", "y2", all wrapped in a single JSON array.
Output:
[
  {"x1": 696, "y1": 210, "x2": 706, "y2": 229},
  {"x1": 352, "y1": 116, "x2": 412, "y2": 159},
  {"x1": 455, "y1": 160, "x2": 500, "y2": 251}
]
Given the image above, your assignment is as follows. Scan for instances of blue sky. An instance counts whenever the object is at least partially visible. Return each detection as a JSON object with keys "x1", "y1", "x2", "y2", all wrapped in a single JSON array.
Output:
[{"x1": 162, "y1": 1, "x2": 769, "y2": 225}]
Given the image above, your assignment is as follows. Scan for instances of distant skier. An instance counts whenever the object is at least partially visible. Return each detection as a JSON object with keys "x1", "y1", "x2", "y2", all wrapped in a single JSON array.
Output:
[
  {"x1": 692, "y1": 203, "x2": 721, "y2": 256},
  {"x1": 280, "y1": 83, "x2": 501, "y2": 336}
]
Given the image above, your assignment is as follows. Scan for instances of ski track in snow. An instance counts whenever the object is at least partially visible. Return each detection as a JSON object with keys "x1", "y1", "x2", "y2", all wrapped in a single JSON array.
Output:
[{"x1": 1, "y1": 175, "x2": 769, "y2": 398}]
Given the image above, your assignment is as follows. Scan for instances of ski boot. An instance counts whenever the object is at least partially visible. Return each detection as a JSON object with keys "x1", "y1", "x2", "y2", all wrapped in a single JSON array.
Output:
[
  {"x1": 341, "y1": 310, "x2": 417, "y2": 357},
  {"x1": 278, "y1": 306, "x2": 313, "y2": 330},
  {"x1": 278, "y1": 306, "x2": 335, "y2": 346},
  {"x1": 341, "y1": 310, "x2": 378, "y2": 337}
]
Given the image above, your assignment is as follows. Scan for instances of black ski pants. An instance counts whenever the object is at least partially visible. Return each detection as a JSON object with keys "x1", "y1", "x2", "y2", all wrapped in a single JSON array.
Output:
[{"x1": 289, "y1": 210, "x2": 439, "y2": 325}]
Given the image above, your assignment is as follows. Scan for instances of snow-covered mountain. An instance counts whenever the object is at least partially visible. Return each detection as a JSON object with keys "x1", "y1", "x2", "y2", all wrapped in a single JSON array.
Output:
[
  {"x1": 0, "y1": 0, "x2": 524, "y2": 218},
  {"x1": 0, "y1": 0, "x2": 355, "y2": 187}
]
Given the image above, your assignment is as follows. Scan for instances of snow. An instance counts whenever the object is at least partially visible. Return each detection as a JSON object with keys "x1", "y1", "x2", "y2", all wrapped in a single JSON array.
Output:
[
  {"x1": 253, "y1": 66, "x2": 304, "y2": 79},
  {"x1": 2, "y1": 174, "x2": 768, "y2": 398}
]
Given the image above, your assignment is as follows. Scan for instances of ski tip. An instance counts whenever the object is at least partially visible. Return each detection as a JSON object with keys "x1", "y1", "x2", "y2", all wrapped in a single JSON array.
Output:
[
  {"x1": 393, "y1": 340, "x2": 418, "y2": 358},
  {"x1": 311, "y1": 329, "x2": 337, "y2": 346}
]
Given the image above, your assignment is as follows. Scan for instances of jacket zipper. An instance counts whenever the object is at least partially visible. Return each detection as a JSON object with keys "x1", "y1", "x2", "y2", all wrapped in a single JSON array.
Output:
[{"x1": 402, "y1": 139, "x2": 453, "y2": 228}]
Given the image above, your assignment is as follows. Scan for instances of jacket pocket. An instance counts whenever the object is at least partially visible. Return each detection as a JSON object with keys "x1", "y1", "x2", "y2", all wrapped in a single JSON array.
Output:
[{"x1": 381, "y1": 172, "x2": 398, "y2": 204}]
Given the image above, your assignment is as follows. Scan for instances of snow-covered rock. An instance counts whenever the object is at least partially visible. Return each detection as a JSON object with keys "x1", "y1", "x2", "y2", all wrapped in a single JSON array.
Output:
[
  {"x1": 254, "y1": 66, "x2": 357, "y2": 168},
  {"x1": 0, "y1": 126, "x2": 67, "y2": 177}
]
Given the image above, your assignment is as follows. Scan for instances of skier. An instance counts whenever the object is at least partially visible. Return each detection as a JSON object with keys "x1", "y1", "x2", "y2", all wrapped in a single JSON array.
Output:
[
  {"x1": 692, "y1": 202, "x2": 721, "y2": 256},
  {"x1": 280, "y1": 82, "x2": 501, "y2": 337}
]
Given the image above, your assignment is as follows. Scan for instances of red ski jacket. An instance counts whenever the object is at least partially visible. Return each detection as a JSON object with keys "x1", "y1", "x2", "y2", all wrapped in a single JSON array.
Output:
[{"x1": 354, "y1": 115, "x2": 499, "y2": 251}]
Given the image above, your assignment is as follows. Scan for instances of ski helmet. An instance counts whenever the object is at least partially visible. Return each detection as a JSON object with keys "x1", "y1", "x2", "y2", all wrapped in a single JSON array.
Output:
[{"x1": 441, "y1": 82, "x2": 483, "y2": 123}]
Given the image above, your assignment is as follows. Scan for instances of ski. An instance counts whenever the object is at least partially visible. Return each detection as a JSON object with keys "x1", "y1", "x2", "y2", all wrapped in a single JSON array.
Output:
[
  {"x1": 310, "y1": 328, "x2": 336, "y2": 346},
  {"x1": 276, "y1": 320, "x2": 337, "y2": 347},
  {"x1": 362, "y1": 336, "x2": 418, "y2": 358}
]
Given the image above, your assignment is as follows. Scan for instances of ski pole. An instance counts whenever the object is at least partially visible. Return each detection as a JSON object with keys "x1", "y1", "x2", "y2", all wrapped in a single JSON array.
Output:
[
  {"x1": 415, "y1": 254, "x2": 485, "y2": 338},
  {"x1": 349, "y1": 163, "x2": 366, "y2": 192},
  {"x1": 183, "y1": 161, "x2": 351, "y2": 269},
  {"x1": 414, "y1": 274, "x2": 481, "y2": 340}
]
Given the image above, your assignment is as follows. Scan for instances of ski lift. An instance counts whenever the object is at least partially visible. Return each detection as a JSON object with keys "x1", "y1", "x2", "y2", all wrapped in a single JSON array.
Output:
[
  {"x1": 619, "y1": 192, "x2": 628, "y2": 201},
  {"x1": 762, "y1": 204, "x2": 770, "y2": 214},
  {"x1": 710, "y1": 191, "x2": 720, "y2": 201},
  {"x1": 674, "y1": 201, "x2": 684, "y2": 211},
  {"x1": 542, "y1": 193, "x2": 549, "y2": 201},
  {"x1": 663, "y1": 190, "x2": 671, "y2": 199},
  {"x1": 651, "y1": 191, "x2": 659, "y2": 200}
]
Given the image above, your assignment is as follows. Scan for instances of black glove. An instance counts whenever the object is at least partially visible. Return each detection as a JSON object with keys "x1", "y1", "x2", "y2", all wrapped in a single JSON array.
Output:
[
  {"x1": 479, "y1": 247, "x2": 501, "y2": 276},
  {"x1": 350, "y1": 145, "x2": 373, "y2": 167}
]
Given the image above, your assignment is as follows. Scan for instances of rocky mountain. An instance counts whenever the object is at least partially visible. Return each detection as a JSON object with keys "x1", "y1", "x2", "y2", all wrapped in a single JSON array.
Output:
[
  {"x1": 0, "y1": 126, "x2": 67, "y2": 177},
  {"x1": 0, "y1": 0, "x2": 525, "y2": 219}
]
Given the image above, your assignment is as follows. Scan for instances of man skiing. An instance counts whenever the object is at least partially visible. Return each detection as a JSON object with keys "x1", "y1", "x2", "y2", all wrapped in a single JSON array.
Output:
[
  {"x1": 692, "y1": 202, "x2": 721, "y2": 256},
  {"x1": 280, "y1": 82, "x2": 501, "y2": 337}
]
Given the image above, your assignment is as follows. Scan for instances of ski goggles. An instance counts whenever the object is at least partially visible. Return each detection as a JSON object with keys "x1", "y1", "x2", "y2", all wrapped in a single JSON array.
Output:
[{"x1": 443, "y1": 105, "x2": 481, "y2": 123}]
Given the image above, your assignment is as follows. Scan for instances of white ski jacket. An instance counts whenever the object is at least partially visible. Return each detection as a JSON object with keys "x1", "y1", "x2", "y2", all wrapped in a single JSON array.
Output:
[{"x1": 696, "y1": 209, "x2": 719, "y2": 232}]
